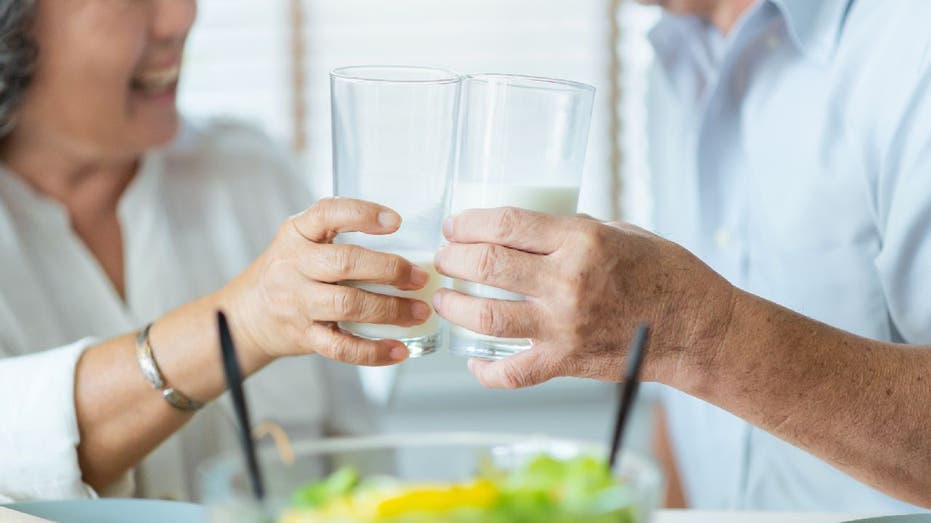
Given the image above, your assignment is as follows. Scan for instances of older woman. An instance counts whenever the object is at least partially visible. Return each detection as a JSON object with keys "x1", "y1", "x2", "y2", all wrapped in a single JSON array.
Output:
[{"x1": 0, "y1": 0, "x2": 427, "y2": 501}]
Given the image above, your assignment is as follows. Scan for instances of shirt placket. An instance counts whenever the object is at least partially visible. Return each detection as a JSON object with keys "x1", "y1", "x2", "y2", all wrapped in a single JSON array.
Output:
[{"x1": 693, "y1": 8, "x2": 778, "y2": 509}]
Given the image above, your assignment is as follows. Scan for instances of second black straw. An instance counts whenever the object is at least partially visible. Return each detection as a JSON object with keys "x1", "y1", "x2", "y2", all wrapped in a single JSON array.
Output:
[{"x1": 608, "y1": 323, "x2": 650, "y2": 470}]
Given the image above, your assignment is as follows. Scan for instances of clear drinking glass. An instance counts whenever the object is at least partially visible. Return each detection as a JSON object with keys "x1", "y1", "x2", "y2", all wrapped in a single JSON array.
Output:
[
  {"x1": 330, "y1": 65, "x2": 461, "y2": 357},
  {"x1": 448, "y1": 73, "x2": 596, "y2": 360}
]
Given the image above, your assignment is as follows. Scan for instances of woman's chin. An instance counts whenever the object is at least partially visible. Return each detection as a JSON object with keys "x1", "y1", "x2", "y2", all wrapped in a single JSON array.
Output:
[{"x1": 131, "y1": 112, "x2": 181, "y2": 149}]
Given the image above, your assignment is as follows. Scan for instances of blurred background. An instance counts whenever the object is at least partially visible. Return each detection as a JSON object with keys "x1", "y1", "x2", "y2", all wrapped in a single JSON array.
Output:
[{"x1": 178, "y1": 0, "x2": 662, "y2": 458}]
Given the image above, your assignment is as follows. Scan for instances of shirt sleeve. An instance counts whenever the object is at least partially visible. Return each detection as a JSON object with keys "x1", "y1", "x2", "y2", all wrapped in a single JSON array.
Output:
[
  {"x1": 0, "y1": 339, "x2": 97, "y2": 501},
  {"x1": 874, "y1": 61, "x2": 931, "y2": 344}
]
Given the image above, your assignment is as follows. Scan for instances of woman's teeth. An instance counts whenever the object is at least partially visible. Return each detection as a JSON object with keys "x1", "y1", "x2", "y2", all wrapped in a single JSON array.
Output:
[{"x1": 131, "y1": 66, "x2": 179, "y2": 96}]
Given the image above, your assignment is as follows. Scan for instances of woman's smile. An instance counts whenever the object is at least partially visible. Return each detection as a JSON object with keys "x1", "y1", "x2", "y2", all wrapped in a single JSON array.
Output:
[{"x1": 130, "y1": 63, "x2": 180, "y2": 99}]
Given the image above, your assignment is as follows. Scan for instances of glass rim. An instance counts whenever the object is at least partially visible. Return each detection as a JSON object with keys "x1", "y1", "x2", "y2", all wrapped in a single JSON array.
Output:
[
  {"x1": 464, "y1": 72, "x2": 596, "y2": 94},
  {"x1": 199, "y1": 431, "x2": 662, "y2": 485},
  {"x1": 330, "y1": 65, "x2": 461, "y2": 85}
]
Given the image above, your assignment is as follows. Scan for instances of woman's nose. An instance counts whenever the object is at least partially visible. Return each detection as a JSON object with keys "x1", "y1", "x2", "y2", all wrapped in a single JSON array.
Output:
[{"x1": 151, "y1": 0, "x2": 197, "y2": 43}]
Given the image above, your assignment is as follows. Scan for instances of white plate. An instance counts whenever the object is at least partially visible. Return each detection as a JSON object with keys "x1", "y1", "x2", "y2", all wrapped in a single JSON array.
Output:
[
  {"x1": 654, "y1": 511, "x2": 877, "y2": 523},
  {"x1": 844, "y1": 517, "x2": 931, "y2": 523},
  {"x1": 1, "y1": 499, "x2": 203, "y2": 523},
  {"x1": 653, "y1": 511, "x2": 930, "y2": 523}
]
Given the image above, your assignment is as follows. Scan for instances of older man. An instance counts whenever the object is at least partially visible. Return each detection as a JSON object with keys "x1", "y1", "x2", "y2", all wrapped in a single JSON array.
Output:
[{"x1": 432, "y1": 0, "x2": 931, "y2": 512}]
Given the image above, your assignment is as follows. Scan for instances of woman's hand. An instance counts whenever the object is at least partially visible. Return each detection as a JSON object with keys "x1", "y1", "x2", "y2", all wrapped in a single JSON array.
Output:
[{"x1": 219, "y1": 197, "x2": 431, "y2": 367}]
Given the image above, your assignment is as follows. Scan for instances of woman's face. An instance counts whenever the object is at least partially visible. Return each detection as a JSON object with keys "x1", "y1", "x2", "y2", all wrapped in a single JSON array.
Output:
[
  {"x1": 15, "y1": 0, "x2": 196, "y2": 159},
  {"x1": 636, "y1": 0, "x2": 718, "y2": 15}
]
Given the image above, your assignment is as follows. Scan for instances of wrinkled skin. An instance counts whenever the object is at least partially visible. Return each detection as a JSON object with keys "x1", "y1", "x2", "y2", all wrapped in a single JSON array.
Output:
[
  {"x1": 432, "y1": 208, "x2": 736, "y2": 389},
  {"x1": 223, "y1": 197, "x2": 433, "y2": 366}
]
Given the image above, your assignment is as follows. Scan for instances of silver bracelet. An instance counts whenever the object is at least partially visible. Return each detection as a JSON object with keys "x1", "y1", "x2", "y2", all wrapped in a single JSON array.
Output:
[{"x1": 136, "y1": 323, "x2": 204, "y2": 412}]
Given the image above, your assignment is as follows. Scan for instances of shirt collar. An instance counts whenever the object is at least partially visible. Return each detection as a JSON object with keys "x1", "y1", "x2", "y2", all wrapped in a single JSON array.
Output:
[
  {"x1": 770, "y1": 0, "x2": 855, "y2": 63},
  {"x1": 648, "y1": 0, "x2": 855, "y2": 67}
]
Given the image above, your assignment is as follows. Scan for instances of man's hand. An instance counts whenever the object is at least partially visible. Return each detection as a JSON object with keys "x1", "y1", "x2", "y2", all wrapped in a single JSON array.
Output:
[
  {"x1": 433, "y1": 207, "x2": 737, "y2": 389},
  {"x1": 433, "y1": 207, "x2": 931, "y2": 507}
]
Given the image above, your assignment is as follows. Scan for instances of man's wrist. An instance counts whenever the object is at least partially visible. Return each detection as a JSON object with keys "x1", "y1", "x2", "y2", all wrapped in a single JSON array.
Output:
[{"x1": 665, "y1": 281, "x2": 741, "y2": 397}]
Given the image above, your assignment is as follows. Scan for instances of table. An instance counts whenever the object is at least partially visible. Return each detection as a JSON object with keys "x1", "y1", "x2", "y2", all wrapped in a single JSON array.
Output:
[{"x1": 654, "y1": 510, "x2": 873, "y2": 523}]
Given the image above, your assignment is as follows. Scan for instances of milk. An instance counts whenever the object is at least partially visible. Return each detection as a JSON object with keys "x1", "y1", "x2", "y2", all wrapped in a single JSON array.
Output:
[
  {"x1": 340, "y1": 251, "x2": 441, "y2": 343},
  {"x1": 451, "y1": 182, "x2": 580, "y2": 302},
  {"x1": 450, "y1": 183, "x2": 580, "y2": 216},
  {"x1": 449, "y1": 183, "x2": 580, "y2": 356}
]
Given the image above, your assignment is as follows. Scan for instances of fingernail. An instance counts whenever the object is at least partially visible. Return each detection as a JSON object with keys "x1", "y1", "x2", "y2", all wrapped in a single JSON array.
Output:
[
  {"x1": 443, "y1": 215, "x2": 455, "y2": 238},
  {"x1": 432, "y1": 249, "x2": 445, "y2": 276},
  {"x1": 432, "y1": 293, "x2": 443, "y2": 311},
  {"x1": 411, "y1": 301, "x2": 431, "y2": 321},
  {"x1": 379, "y1": 211, "x2": 400, "y2": 229},
  {"x1": 410, "y1": 265, "x2": 429, "y2": 286},
  {"x1": 390, "y1": 344, "x2": 410, "y2": 361}
]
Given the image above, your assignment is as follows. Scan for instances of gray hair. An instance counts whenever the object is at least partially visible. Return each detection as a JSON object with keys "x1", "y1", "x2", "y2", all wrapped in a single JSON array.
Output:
[{"x1": 0, "y1": 0, "x2": 36, "y2": 136}]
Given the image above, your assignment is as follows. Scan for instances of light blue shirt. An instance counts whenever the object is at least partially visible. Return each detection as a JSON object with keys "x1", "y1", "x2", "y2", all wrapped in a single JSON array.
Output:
[{"x1": 647, "y1": 0, "x2": 931, "y2": 512}]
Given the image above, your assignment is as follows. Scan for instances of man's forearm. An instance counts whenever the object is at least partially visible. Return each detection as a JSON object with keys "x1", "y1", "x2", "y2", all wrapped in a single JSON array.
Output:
[
  {"x1": 681, "y1": 289, "x2": 931, "y2": 508},
  {"x1": 434, "y1": 208, "x2": 931, "y2": 506}
]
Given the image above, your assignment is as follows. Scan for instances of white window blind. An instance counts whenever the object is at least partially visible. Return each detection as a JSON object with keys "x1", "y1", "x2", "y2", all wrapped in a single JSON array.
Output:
[
  {"x1": 179, "y1": 0, "x2": 661, "y2": 222},
  {"x1": 179, "y1": 0, "x2": 294, "y2": 142},
  {"x1": 616, "y1": 2, "x2": 660, "y2": 227}
]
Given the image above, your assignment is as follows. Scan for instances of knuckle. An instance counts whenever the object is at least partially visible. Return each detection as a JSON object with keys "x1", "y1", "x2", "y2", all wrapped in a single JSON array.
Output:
[
  {"x1": 311, "y1": 197, "x2": 341, "y2": 227},
  {"x1": 328, "y1": 337, "x2": 354, "y2": 363},
  {"x1": 331, "y1": 287, "x2": 360, "y2": 317},
  {"x1": 291, "y1": 201, "x2": 335, "y2": 242},
  {"x1": 371, "y1": 295, "x2": 400, "y2": 323},
  {"x1": 499, "y1": 362, "x2": 528, "y2": 389},
  {"x1": 493, "y1": 207, "x2": 521, "y2": 243},
  {"x1": 575, "y1": 222, "x2": 603, "y2": 252},
  {"x1": 311, "y1": 196, "x2": 339, "y2": 214},
  {"x1": 475, "y1": 246, "x2": 502, "y2": 281},
  {"x1": 478, "y1": 301, "x2": 506, "y2": 337},
  {"x1": 309, "y1": 199, "x2": 336, "y2": 223},
  {"x1": 386, "y1": 254, "x2": 408, "y2": 281},
  {"x1": 329, "y1": 246, "x2": 358, "y2": 278}
]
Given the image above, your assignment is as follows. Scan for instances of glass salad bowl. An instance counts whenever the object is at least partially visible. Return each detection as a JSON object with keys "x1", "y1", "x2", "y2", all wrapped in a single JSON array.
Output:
[{"x1": 201, "y1": 432, "x2": 664, "y2": 523}]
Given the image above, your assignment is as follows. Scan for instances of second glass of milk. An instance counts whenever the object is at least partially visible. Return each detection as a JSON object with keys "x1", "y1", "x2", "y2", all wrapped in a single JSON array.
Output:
[
  {"x1": 449, "y1": 73, "x2": 595, "y2": 360},
  {"x1": 331, "y1": 65, "x2": 461, "y2": 357}
]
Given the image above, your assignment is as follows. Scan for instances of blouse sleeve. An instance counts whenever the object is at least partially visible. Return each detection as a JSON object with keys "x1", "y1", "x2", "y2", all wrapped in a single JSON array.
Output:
[{"x1": 0, "y1": 339, "x2": 97, "y2": 501}]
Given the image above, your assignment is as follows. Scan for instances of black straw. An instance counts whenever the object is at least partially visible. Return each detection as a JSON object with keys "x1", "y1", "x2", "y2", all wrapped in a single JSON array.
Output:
[
  {"x1": 608, "y1": 323, "x2": 650, "y2": 470},
  {"x1": 217, "y1": 310, "x2": 266, "y2": 501}
]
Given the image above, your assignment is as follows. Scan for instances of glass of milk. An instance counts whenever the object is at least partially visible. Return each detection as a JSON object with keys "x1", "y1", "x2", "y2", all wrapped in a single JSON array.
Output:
[
  {"x1": 330, "y1": 66, "x2": 461, "y2": 357},
  {"x1": 448, "y1": 73, "x2": 596, "y2": 360}
]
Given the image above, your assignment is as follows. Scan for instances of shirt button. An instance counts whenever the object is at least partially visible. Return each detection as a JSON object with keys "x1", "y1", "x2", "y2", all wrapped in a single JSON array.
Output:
[{"x1": 714, "y1": 228, "x2": 734, "y2": 249}]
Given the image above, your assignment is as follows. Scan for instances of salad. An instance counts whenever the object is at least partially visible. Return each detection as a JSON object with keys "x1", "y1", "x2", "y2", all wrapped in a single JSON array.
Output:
[{"x1": 280, "y1": 454, "x2": 637, "y2": 523}]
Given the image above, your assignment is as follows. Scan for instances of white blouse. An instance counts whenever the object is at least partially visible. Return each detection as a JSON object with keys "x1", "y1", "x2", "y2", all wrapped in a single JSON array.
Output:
[{"x1": 0, "y1": 119, "x2": 373, "y2": 502}]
